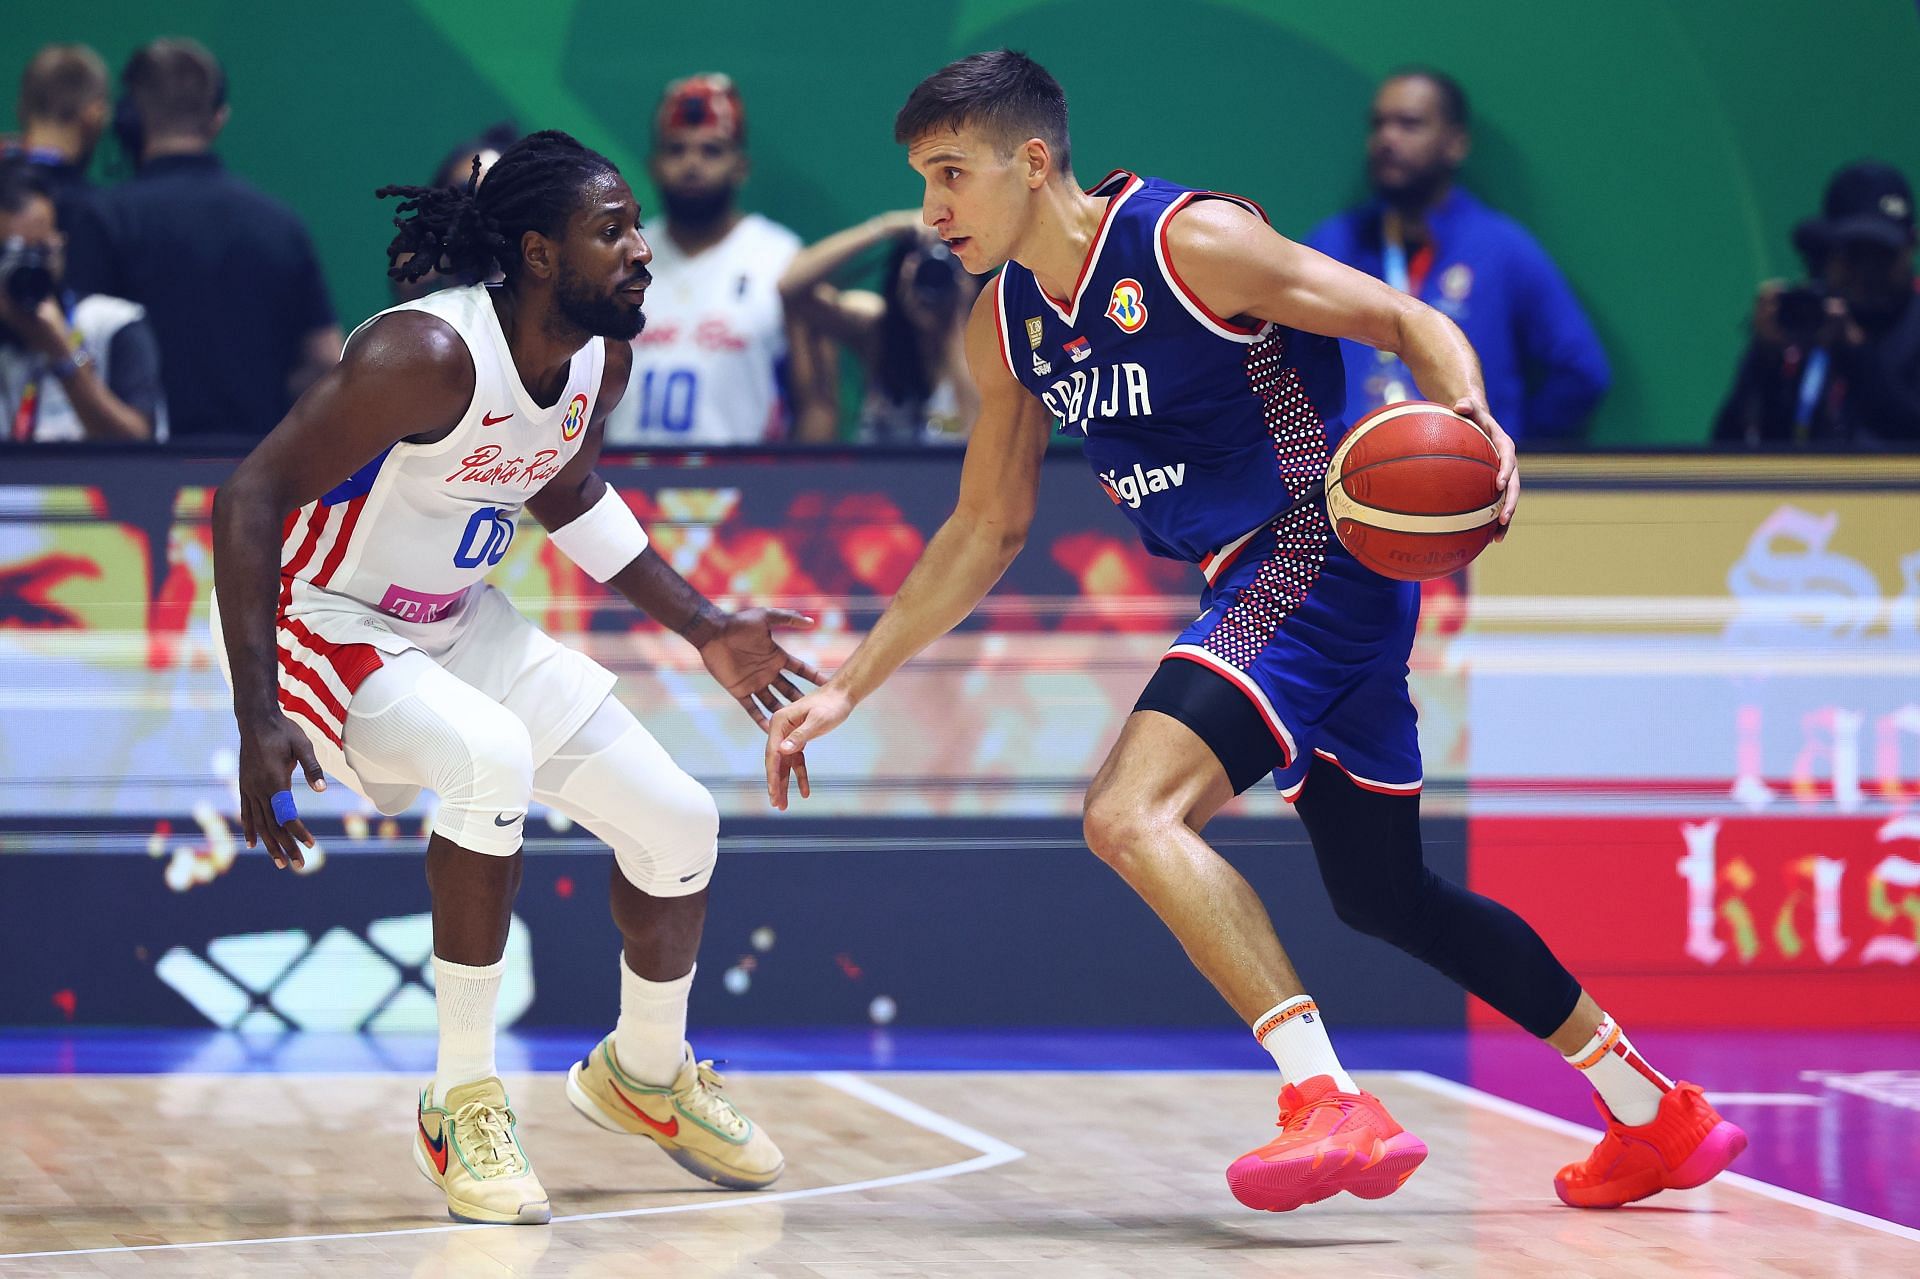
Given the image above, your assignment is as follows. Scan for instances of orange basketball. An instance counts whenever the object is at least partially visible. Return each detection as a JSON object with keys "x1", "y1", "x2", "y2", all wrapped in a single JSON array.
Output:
[{"x1": 1324, "y1": 401, "x2": 1503, "y2": 582}]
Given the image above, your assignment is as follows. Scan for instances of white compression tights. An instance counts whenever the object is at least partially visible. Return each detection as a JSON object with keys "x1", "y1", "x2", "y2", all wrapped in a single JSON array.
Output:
[
  {"x1": 531, "y1": 695, "x2": 719, "y2": 896},
  {"x1": 344, "y1": 651, "x2": 532, "y2": 856},
  {"x1": 340, "y1": 651, "x2": 717, "y2": 892}
]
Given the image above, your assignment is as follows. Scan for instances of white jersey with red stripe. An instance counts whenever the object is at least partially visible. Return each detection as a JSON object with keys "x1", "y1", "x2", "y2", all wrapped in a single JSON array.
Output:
[
  {"x1": 234, "y1": 283, "x2": 607, "y2": 759},
  {"x1": 280, "y1": 283, "x2": 604, "y2": 625}
]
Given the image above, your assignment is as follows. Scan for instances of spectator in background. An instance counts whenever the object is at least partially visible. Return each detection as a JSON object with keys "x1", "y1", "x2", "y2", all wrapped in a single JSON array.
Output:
[
  {"x1": 780, "y1": 210, "x2": 982, "y2": 445},
  {"x1": 1715, "y1": 162, "x2": 1920, "y2": 448},
  {"x1": 1308, "y1": 68, "x2": 1609, "y2": 442},
  {"x1": 63, "y1": 38, "x2": 340, "y2": 443},
  {"x1": 389, "y1": 120, "x2": 519, "y2": 303},
  {"x1": 4, "y1": 45, "x2": 111, "y2": 235},
  {"x1": 0, "y1": 164, "x2": 163, "y2": 441},
  {"x1": 605, "y1": 74, "x2": 833, "y2": 446}
]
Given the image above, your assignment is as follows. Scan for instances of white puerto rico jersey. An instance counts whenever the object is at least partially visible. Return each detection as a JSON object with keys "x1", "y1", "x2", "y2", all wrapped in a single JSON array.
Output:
[
  {"x1": 605, "y1": 213, "x2": 800, "y2": 446},
  {"x1": 278, "y1": 283, "x2": 603, "y2": 631}
]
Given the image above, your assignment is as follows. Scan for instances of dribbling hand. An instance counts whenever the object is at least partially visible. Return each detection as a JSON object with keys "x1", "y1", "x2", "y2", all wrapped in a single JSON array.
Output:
[
  {"x1": 236, "y1": 712, "x2": 325, "y2": 870},
  {"x1": 1451, "y1": 395, "x2": 1520, "y2": 540}
]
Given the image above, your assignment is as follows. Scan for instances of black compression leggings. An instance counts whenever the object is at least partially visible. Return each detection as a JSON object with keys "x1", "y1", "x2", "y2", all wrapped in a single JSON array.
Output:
[{"x1": 1291, "y1": 758, "x2": 1582, "y2": 1039}]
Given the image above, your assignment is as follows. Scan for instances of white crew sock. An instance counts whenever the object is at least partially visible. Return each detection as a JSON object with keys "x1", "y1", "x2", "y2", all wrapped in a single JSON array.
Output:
[
  {"x1": 1253, "y1": 995, "x2": 1358, "y2": 1093},
  {"x1": 614, "y1": 958, "x2": 695, "y2": 1086},
  {"x1": 1563, "y1": 1013, "x2": 1673, "y2": 1126},
  {"x1": 431, "y1": 955, "x2": 503, "y2": 1105}
]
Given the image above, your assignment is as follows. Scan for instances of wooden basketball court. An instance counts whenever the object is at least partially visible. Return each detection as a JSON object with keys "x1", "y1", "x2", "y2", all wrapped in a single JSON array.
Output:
[{"x1": 1, "y1": 1070, "x2": 1909, "y2": 1276}]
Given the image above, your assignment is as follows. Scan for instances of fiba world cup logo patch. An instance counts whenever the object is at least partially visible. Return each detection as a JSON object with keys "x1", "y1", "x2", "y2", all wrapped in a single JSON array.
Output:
[
  {"x1": 561, "y1": 393, "x2": 589, "y2": 442},
  {"x1": 1105, "y1": 278, "x2": 1148, "y2": 333}
]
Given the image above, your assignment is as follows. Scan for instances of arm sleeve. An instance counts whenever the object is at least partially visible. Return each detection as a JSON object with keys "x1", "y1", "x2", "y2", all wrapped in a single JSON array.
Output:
[
  {"x1": 1512, "y1": 231, "x2": 1610, "y2": 439},
  {"x1": 103, "y1": 316, "x2": 166, "y2": 427}
]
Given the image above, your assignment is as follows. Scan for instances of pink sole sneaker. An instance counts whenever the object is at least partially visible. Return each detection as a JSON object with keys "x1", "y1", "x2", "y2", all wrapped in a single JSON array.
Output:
[
  {"x1": 1555, "y1": 1115, "x2": 1749, "y2": 1208},
  {"x1": 1227, "y1": 1131, "x2": 1430, "y2": 1212},
  {"x1": 1668, "y1": 1121, "x2": 1749, "y2": 1190}
]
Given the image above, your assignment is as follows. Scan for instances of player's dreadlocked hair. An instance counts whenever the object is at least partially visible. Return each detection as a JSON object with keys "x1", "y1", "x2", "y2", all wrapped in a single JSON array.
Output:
[{"x1": 376, "y1": 129, "x2": 620, "y2": 286}]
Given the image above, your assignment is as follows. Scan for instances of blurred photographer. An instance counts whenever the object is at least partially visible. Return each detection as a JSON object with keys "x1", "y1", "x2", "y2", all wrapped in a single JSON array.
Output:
[
  {"x1": 63, "y1": 39, "x2": 340, "y2": 443},
  {"x1": 780, "y1": 209, "x2": 982, "y2": 444},
  {"x1": 0, "y1": 164, "x2": 163, "y2": 442},
  {"x1": 1715, "y1": 162, "x2": 1920, "y2": 447}
]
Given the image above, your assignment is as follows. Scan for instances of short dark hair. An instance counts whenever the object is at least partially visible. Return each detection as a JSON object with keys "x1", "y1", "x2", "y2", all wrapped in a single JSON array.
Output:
[
  {"x1": 377, "y1": 129, "x2": 622, "y2": 286},
  {"x1": 18, "y1": 44, "x2": 109, "y2": 125},
  {"x1": 894, "y1": 49, "x2": 1070, "y2": 172},
  {"x1": 1386, "y1": 67, "x2": 1470, "y2": 129},
  {"x1": 122, "y1": 38, "x2": 227, "y2": 138},
  {"x1": 0, "y1": 161, "x2": 55, "y2": 216}
]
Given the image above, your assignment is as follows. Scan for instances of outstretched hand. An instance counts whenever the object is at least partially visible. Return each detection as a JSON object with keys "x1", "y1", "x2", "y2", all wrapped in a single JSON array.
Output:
[
  {"x1": 697, "y1": 606, "x2": 826, "y2": 740},
  {"x1": 1452, "y1": 395, "x2": 1520, "y2": 540},
  {"x1": 764, "y1": 685, "x2": 853, "y2": 810}
]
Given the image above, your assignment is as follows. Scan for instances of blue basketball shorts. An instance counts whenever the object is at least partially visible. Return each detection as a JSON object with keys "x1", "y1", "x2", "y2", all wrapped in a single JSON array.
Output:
[{"x1": 1133, "y1": 523, "x2": 1424, "y2": 801}]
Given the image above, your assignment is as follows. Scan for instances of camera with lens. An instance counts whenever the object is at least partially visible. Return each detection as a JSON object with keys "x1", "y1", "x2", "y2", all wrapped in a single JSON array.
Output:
[
  {"x1": 1773, "y1": 284, "x2": 1829, "y2": 337},
  {"x1": 0, "y1": 237, "x2": 58, "y2": 309},
  {"x1": 909, "y1": 241, "x2": 962, "y2": 310}
]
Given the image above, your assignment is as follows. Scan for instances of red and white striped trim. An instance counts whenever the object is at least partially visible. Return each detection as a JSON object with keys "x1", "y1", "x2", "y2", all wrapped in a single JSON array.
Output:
[
  {"x1": 1164, "y1": 644, "x2": 1296, "y2": 766},
  {"x1": 1036, "y1": 172, "x2": 1143, "y2": 325},
  {"x1": 274, "y1": 615, "x2": 383, "y2": 749},
  {"x1": 1312, "y1": 746, "x2": 1423, "y2": 795},
  {"x1": 278, "y1": 495, "x2": 370, "y2": 608},
  {"x1": 1198, "y1": 523, "x2": 1263, "y2": 585},
  {"x1": 992, "y1": 269, "x2": 1019, "y2": 379},
  {"x1": 1153, "y1": 192, "x2": 1271, "y2": 343}
]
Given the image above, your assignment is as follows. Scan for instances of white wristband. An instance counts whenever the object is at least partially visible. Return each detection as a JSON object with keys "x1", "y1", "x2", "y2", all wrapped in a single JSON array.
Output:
[{"x1": 547, "y1": 486, "x2": 649, "y2": 582}]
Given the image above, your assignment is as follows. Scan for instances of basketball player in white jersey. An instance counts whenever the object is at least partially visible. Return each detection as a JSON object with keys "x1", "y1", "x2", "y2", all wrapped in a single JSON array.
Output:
[
  {"x1": 605, "y1": 74, "x2": 836, "y2": 446},
  {"x1": 211, "y1": 131, "x2": 817, "y2": 1225}
]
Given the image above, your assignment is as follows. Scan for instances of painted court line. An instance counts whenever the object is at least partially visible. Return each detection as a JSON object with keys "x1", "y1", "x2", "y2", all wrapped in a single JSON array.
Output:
[
  {"x1": 1389, "y1": 1070, "x2": 1920, "y2": 1244},
  {"x1": 0, "y1": 1072, "x2": 1025, "y2": 1262},
  {"x1": 1706, "y1": 1092, "x2": 1825, "y2": 1107}
]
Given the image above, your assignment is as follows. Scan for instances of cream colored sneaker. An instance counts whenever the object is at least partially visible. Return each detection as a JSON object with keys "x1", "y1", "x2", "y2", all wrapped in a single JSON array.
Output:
[
  {"x1": 412, "y1": 1077, "x2": 551, "y2": 1224},
  {"x1": 566, "y1": 1036, "x2": 784, "y2": 1189}
]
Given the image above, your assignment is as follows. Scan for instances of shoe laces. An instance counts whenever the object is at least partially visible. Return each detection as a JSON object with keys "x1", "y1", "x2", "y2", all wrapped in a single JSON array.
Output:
[
  {"x1": 671, "y1": 1058, "x2": 748, "y2": 1139},
  {"x1": 452, "y1": 1100, "x2": 526, "y2": 1177},
  {"x1": 1278, "y1": 1090, "x2": 1350, "y2": 1136}
]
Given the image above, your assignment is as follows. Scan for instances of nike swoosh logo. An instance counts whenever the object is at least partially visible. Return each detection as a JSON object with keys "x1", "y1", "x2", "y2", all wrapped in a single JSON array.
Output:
[
  {"x1": 679, "y1": 870, "x2": 705, "y2": 882},
  {"x1": 482, "y1": 411, "x2": 514, "y2": 426},
  {"x1": 494, "y1": 813, "x2": 523, "y2": 827},
  {"x1": 608, "y1": 1080, "x2": 679, "y2": 1138},
  {"x1": 418, "y1": 1117, "x2": 449, "y2": 1174}
]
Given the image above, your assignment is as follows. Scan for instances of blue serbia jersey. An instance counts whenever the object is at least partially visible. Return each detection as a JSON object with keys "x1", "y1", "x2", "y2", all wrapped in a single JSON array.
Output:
[{"x1": 994, "y1": 171, "x2": 1350, "y2": 571}]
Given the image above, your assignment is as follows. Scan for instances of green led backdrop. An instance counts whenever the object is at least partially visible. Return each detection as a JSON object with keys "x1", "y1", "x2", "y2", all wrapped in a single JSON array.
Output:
[{"x1": 7, "y1": 0, "x2": 1918, "y2": 444}]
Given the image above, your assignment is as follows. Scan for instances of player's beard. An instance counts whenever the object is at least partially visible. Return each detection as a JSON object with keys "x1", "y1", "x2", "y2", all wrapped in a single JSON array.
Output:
[
  {"x1": 659, "y1": 184, "x2": 734, "y2": 233},
  {"x1": 553, "y1": 261, "x2": 647, "y2": 342}
]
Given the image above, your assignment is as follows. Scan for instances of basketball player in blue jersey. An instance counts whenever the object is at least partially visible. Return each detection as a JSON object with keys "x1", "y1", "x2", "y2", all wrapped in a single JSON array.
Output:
[{"x1": 767, "y1": 52, "x2": 1746, "y2": 1213}]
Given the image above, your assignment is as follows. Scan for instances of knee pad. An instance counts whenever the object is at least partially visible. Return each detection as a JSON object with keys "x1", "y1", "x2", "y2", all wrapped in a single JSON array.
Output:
[
  {"x1": 535, "y1": 703, "x2": 718, "y2": 896},
  {"x1": 345, "y1": 654, "x2": 533, "y2": 857}
]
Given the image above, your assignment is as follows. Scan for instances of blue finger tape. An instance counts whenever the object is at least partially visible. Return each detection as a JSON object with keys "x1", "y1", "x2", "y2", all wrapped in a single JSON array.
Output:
[{"x1": 270, "y1": 790, "x2": 299, "y2": 826}]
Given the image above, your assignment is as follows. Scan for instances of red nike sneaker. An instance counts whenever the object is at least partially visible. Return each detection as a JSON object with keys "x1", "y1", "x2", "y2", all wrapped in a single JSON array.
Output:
[
  {"x1": 1226, "y1": 1076, "x2": 1429, "y2": 1211},
  {"x1": 1555, "y1": 1081, "x2": 1748, "y2": 1208}
]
